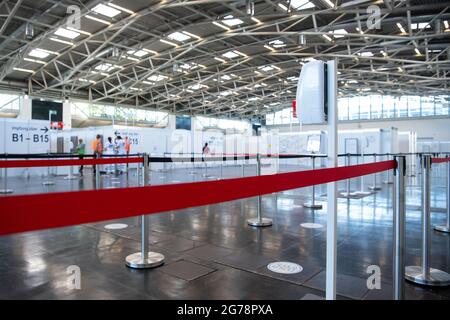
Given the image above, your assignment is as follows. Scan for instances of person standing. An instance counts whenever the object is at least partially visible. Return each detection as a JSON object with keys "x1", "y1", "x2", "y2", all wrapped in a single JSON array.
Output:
[
  {"x1": 202, "y1": 143, "x2": 210, "y2": 155},
  {"x1": 104, "y1": 137, "x2": 115, "y2": 174},
  {"x1": 124, "y1": 136, "x2": 131, "y2": 171},
  {"x1": 92, "y1": 134, "x2": 103, "y2": 174},
  {"x1": 76, "y1": 139, "x2": 86, "y2": 176},
  {"x1": 116, "y1": 136, "x2": 126, "y2": 174}
]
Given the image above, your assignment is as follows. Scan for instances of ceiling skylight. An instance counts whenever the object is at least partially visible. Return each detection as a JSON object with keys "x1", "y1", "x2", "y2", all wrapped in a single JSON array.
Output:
[
  {"x1": 127, "y1": 50, "x2": 148, "y2": 57},
  {"x1": 147, "y1": 75, "x2": 168, "y2": 82},
  {"x1": 92, "y1": 4, "x2": 121, "y2": 18},
  {"x1": 29, "y1": 49, "x2": 50, "y2": 59},
  {"x1": 54, "y1": 28, "x2": 80, "y2": 39},
  {"x1": 269, "y1": 40, "x2": 286, "y2": 48},
  {"x1": 411, "y1": 22, "x2": 431, "y2": 30},
  {"x1": 168, "y1": 32, "x2": 191, "y2": 42},
  {"x1": 95, "y1": 63, "x2": 115, "y2": 72},
  {"x1": 188, "y1": 84, "x2": 208, "y2": 90},
  {"x1": 290, "y1": 0, "x2": 315, "y2": 10},
  {"x1": 330, "y1": 29, "x2": 348, "y2": 38},
  {"x1": 222, "y1": 51, "x2": 239, "y2": 59},
  {"x1": 258, "y1": 65, "x2": 274, "y2": 72},
  {"x1": 222, "y1": 15, "x2": 243, "y2": 27}
]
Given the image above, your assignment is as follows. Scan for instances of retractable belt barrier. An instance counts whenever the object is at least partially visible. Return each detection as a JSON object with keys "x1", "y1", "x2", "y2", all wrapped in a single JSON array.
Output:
[
  {"x1": 0, "y1": 153, "x2": 142, "y2": 159},
  {"x1": 431, "y1": 157, "x2": 450, "y2": 164},
  {"x1": 0, "y1": 157, "x2": 143, "y2": 168},
  {"x1": 0, "y1": 160, "x2": 395, "y2": 236}
]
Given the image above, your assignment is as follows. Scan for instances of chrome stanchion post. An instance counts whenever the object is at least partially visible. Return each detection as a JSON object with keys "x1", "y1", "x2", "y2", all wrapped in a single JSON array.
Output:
[
  {"x1": 340, "y1": 154, "x2": 355, "y2": 198},
  {"x1": 247, "y1": 154, "x2": 272, "y2": 227},
  {"x1": 126, "y1": 153, "x2": 164, "y2": 269},
  {"x1": 435, "y1": 158, "x2": 450, "y2": 233},
  {"x1": 0, "y1": 157, "x2": 13, "y2": 194},
  {"x1": 42, "y1": 151, "x2": 55, "y2": 186},
  {"x1": 393, "y1": 156, "x2": 406, "y2": 300},
  {"x1": 303, "y1": 156, "x2": 322, "y2": 209},
  {"x1": 369, "y1": 154, "x2": 382, "y2": 191},
  {"x1": 405, "y1": 155, "x2": 450, "y2": 286},
  {"x1": 95, "y1": 154, "x2": 101, "y2": 190}
]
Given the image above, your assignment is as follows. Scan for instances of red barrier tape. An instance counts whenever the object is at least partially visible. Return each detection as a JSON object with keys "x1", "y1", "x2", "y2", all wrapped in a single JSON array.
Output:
[
  {"x1": 432, "y1": 157, "x2": 450, "y2": 164},
  {"x1": 0, "y1": 157, "x2": 143, "y2": 168},
  {"x1": 0, "y1": 160, "x2": 396, "y2": 236}
]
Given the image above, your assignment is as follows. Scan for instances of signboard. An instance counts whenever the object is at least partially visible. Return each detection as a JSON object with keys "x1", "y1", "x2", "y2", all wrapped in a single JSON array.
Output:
[{"x1": 4, "y1": 120, "x2": 50, "y2": 154}]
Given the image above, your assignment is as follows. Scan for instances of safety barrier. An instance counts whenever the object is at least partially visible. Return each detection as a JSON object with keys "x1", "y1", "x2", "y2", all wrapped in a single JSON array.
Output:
[
  {"x1": 433, "y1": 157, "x2": 450, "y2": 234},
  {"x1": 405, "y1": 155, "x2": 450, "y2": 286},
  {"x1": 0, "y1": 155, "x2": 410, "y2": 298}
]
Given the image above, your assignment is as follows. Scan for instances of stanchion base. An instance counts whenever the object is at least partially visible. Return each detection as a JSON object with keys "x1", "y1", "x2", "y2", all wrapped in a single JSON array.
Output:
[
  {"x1": 303, "y1": 203, "x2": 323, "y2": 210},
  {"x1": 434, "y1": 225, "x2": 450, "y2": 233},
  {"x1": 42, "y1": 181, "x2": 55, "y2": 186},
  {"x1": 405, "y1": 266, "x2": 450, "y2": 286},
  {"x1": 125, "y1": 252, "x2": 165, "y2": 269},
  {"x1": 353, "y1": 191, "x2": 373, "y2": 196},
  {"x1": 247, "y1": 218, "x2": 273, "y2": 227},
  {"x1": 339, "y1": 192, "x2": 359, "y2": 199},
  {"x1": 368, "y1": 186, "x2": 382, "y2": 191},
  {"x1": 0, "y1": 189, "x2": 13, "y2": 194},
  {"x1": 64, "y1": 176, "x2": 79, "y2": 180}
]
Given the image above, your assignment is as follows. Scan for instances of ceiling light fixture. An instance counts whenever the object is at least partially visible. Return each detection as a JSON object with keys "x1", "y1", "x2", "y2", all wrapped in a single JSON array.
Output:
[
  {"x1": 143, "y1": 48, "x2": 158, "y2": 55},
  {"x1": 13, "y1": 67, "x2": 34, "y2": 73},
  {"x1": 24, "y1": 58, "x2": 46, "y2": 65},
  {"x1": 322, "y1": 34, "x2": 333, "y2": 42},
  {"x1": 251, "y1": 17, "x2": 261, "y2": 24},
  {"x1": 212, "y1": 21, "x2": 230, "y2": 31},
  {"x1": 86, "y1": 15, "x2": 112, "y2": 25},
  {"x1": 396, "y1": 23, "x2": 406, "y2": 34},
  {"x1": 160, "y1": 39, "x2": 178, "y2": 47},
  {"x1": 182, "y1": 31, "x2": 201, "y2": 40},
  {"x1": 214, "y1": 57, "x2": 227, "y2": 63},
  {"x1": 107, "y1": 3, "x2": 135, "y2": 15},
  {"x1": 49, "y1": 37, "x2": 74, "y2": 46}
]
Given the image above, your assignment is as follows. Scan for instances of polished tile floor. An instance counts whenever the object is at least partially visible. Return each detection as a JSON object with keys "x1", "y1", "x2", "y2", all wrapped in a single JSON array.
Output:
[{"x1": 0, "y1": 163, "x2": 449, "y2": 300}]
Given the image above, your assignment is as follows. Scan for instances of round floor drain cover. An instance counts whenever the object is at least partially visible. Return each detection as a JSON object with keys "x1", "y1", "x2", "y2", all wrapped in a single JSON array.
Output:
[
  {"x1": 267, "y1": 262, "x2": 303, "y2": 274},
  {"x1": 300, "y1": 223, "x2": 323, "y2": 229},
  {"x1": 104, "y1": 223, "x2": 128, "y2": 230}
]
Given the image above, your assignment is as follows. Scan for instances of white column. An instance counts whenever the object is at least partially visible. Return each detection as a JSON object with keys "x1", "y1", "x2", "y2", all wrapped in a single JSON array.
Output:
[{"x1": 326, "y1": 60, "x2": 338, "y2": 300}]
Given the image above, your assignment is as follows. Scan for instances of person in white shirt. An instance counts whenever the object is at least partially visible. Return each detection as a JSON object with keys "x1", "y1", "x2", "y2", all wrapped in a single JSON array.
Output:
[
  {"x1": 115, "y1": 136, "x2": 126, "y2": 174},
  {"x1": 104, "y1": 137, "x2": 115, "y2": 174}
]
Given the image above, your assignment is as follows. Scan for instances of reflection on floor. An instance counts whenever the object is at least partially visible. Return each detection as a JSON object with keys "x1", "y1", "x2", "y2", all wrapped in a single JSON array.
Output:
[{"x1": 0, "y1": 164, "x2": 449, "y2": 300}]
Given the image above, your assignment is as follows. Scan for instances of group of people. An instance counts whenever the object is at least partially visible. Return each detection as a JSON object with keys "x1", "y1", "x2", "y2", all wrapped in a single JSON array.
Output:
[{"x1": 76, "y1": 135, "x2": 131, "y2": 175}]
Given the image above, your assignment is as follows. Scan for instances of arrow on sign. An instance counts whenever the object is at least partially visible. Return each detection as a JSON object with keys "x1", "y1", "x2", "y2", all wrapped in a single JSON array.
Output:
[{"x1": 41, "y1": 127, "x2": 49, "y2": 133}]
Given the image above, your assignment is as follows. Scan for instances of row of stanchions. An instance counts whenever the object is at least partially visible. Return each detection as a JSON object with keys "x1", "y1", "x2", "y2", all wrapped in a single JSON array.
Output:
[
  {"x1": 405, "y1": 155, "x2": 450, "y2": 286},
  {"x1": 2, "y1": 152, "x2": 450, "y2": 297}
]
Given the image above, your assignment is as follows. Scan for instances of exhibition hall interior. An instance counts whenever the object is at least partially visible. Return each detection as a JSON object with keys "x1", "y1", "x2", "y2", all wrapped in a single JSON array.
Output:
[{"x1": 0, "y1": 0, "x2": 450, "y2": 302}]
